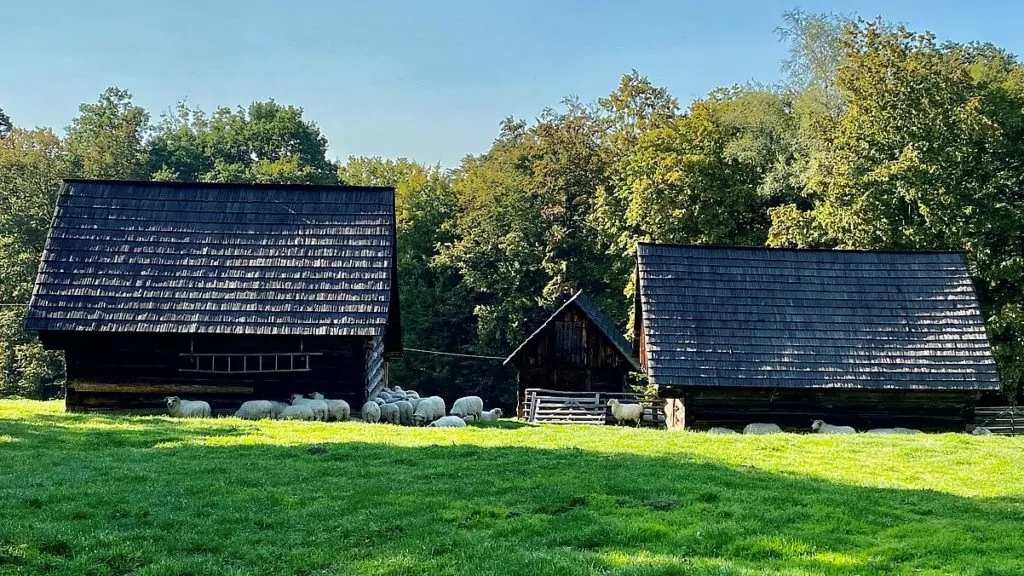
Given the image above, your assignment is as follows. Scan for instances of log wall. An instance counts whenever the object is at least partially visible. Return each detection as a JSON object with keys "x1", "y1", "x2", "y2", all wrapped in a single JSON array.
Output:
[
  {"x1": 665, "y1": 386, "x2": 981, "y2": 432},
  {"x1": 40, "y1": 331, "x2": 371, "y2": 414}
]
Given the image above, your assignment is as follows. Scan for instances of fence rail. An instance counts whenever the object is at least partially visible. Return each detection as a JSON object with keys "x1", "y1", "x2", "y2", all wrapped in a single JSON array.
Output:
[
  {"x1": 521, "y1": 388, "x2": 666, "y2": 427},
  {"x1": 975, "y1": 406, "x2": 1023, "y2": 436}
]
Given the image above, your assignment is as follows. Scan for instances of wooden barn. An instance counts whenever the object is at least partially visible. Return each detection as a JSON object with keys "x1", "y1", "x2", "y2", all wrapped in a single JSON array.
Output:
[
  {"x1": 634, "y1": 243, "x2": 1001, "y2": 431},
  {"x1": 504, "y1": 291, "x2": 641, "y2": 417},
  {"x1": 24, "y1": 179, "x2": 401, "y2": 413}
]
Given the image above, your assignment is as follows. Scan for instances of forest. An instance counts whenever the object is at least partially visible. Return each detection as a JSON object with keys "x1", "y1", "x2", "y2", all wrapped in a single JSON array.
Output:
[{"x1": 3, "y1": 12, "x2": 1024, "y2": 405}]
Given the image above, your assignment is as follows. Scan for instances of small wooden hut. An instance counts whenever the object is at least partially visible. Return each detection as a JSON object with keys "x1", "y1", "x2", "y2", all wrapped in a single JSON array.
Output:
[
  {"x1": 504, "y1": 291, "x2": 641, "y2": 416},
  {"x1": 25, "y1": 179, "x2": 401, "y2": 413},
  {"x1": 634, "y1": 243, "x2": 1001, "y2": 431}
]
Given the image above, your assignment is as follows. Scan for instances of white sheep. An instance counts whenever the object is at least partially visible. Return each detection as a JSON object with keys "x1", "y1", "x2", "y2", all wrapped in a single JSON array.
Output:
[
  {"x1": 607, "y1": 399, "x2": 644, "y2": 427},
  {"x1": 743, "y1": 423, "x2": 782, "y2": 435},
  {"x1": 867, "y1": 427, "x2": 923, "y2": 435},
  {"x1": 268, "y1": 401, "x2": 289, "y2": 419},
  {"x1": 164, "y1": 396, "x2": 211, "y2": 418},
  {"x1": 461, "y1": 414, "x2": 476, "y2": 424},
  {"x1": 279, "y1": 404, "x2": 316, "y2": 421},
  {"x1": 289, "y1": 394, "x2": 329, "y2": 421},
  {"x1": 708, "y1": 427, "x2": 738, "y2": 435},
  {"x1": 450, "y1": 396, "x2": 484, "y2": 420},
  {"x1": 409, "y1": 397, "x2": 425, "y2": 411},
  {"x1": 428, "y1": 415, "x2": 467, "y2": 428},
  {"x1": 971, "y1": 426, "x2": 993, "y2": 436},
  {"x1": 390, "y1": 385, "x2": 404, "y2": 394},
  {"x1": 394, "y1": 400, "x2": 414, "y2": 426},
  {"x1": 373, "y1": 397, "x2": 386, "y2": 406},
  {"x1": 362, "y1": 401, "x2": 381, "y2": 424},
  {"x1": 380, "y1": 403, "x2": 401, "y2": 424},
  {"x1": 811, "y1": 420, "x2": 856, "y2": 434},
  {"x1": 412, "y1": 396, "x2": 445, "y2": 426},
  {"x1": 309, "y1": 393, "x2": 351, "y2": 422},
  {"x1": 478, "y1": 408, "x2": 503, "y2": 422},
  {"x1": 405, "y1": 390, "x2": 420, "y2": 400},
  {"x1": 894, "y1": 427, "x2": 922, "y2": 434},
  {"x1": 234, "y1": 400, "x2": 275, "y2": 420}
]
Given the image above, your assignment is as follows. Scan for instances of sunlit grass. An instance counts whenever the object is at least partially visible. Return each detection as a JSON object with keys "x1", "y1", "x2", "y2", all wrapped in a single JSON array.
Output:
[{"x1": 1, "y1": 399, "x2": 1023, "y2": 575}]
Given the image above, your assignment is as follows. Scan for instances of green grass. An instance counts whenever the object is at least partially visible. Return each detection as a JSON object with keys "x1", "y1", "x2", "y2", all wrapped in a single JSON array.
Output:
[{"x1": 1, "y1": 400, "x2": 1023, "y2": 576}]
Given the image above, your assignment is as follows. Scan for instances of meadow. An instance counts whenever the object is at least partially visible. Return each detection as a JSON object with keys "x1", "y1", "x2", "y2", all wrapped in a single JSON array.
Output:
[{"x1": 1, "y1": 399, "x2": 1022, "y2": 576}]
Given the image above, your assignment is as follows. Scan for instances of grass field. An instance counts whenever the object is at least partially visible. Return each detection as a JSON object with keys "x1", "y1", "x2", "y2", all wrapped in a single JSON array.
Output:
[{"x1": 1, "y1": 400, "x2": 1023, "y2": 576}]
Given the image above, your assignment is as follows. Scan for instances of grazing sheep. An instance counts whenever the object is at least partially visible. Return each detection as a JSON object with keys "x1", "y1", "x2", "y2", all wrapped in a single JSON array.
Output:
[
  {"x1": 234, "y1": 400, "x2": 276, "y2": 420},
  {"x1": 361, "y1": 401, "x2": 381, "y2": 424},
  {"x1": 478, "y1": 408, "x2": 503, "y2": 422},
  {"x1": 708, "y1": 427, "x2": 738, "y2": 435},
  {"x1": 279, "y1": 404, "x2": 316, "y2": 421},
  {"x1": 394, "y1": 400, "x2": 414, "y2": 426},
  {"x1": 607, "y1": 399, "x2": 644, "y2": 427},
  {"x1": 380, "y1": 403, "x2": 401, "y2": 424},
  {"x1": 164, "y1": 396, "x2": 211, "y2": 418},
  {"x1": 428, "y1": 415, "x2": 467, "y2": 428},
  {"x1": 412, "y1": 396, "x2": 445, "y2": 426},
  {"x1": 743, "y1": 423, "x2": 782, "y2": 435},
  {"x1": 461, "y1": 414, "x2": 476, "y2": 424},
  {"x1": 289, "y1": 394, "x2": 329, "y2": 422},
  {"x1": 450, "y1": 396, "x2": 484, "y2": 420},
  {"x1": 268, "y1": 401, "x2": 290, "y2": 419},
  {"x1": 309, "y1": 393, "x2": 351, "y2": 422},
  {"x1": 811, "y1": 420, "x2": 856, "y2": 434},
  {"x1": 894, "y1": 427, "x2": 922, "y2": 434},
  {"x1": 971, "y1": 426, "x2": 993, "y2": 436}
]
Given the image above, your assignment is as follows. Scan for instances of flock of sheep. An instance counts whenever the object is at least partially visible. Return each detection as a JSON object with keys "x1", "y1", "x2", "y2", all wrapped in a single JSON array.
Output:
[
  {"x1": 705, "y1": 420, "x2": 926, "y2": 435},
  {"x1": 163, "y1": 386, "x2": 503, "y2": 428}
]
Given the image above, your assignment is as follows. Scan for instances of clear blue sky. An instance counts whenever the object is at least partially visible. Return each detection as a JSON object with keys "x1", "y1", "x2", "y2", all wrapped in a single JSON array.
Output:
[{"x1": 4, "y1": 0, "x2": 1024, "y2": 167}]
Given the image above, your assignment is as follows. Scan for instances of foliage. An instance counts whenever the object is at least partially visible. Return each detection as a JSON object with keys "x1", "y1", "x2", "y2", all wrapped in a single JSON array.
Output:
[
  {"x1": 2, "y1": 400, "x2": 1024, "y2": 575},
  {"x1": 64, "y1": 87, "x2": 150, "y2": 180},
  {"x1": 147, "y1": 100, "x2": 338, "y2": 184}
]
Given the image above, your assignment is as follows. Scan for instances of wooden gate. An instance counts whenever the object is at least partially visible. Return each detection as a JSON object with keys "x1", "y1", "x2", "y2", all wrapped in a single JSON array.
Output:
[
  {"x1": 975, "y1": 406, "x2": 1024, "y2": 436},
  {"x1": 520, "y1": 388, "x2": 665, "y2": 427}
]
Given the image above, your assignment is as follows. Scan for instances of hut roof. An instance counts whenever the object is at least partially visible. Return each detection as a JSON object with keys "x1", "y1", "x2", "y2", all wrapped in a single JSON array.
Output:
[
  {"x1": 635, "y1": 243, "x2": 999, "y2": 390},
  {"x1": 25, "y1": 179, "x2": 400, "y2": 341},
  {"x1": 504, "y1": 290, "x2": 641, "y2": 371}
]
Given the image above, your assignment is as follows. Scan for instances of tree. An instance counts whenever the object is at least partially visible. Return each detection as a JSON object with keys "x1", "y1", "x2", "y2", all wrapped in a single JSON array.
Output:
[
  {"x1": 148, "y1": 100, "x2": 338, "y2": 184},
  {"x1": 0, "y1": 127, "x2": 68, "y2": 396},
  {"x1": 65, "y1": 87, "x2": 149, "y2": 180},
  {"x1": 0, "y1": 106, "x2": 11, "y2": 139}
]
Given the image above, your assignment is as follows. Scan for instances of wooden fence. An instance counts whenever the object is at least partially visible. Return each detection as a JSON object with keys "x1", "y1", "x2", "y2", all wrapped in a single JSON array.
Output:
[
  {"x1": 975, "y1": 406, "x2": 1024, "y2": 436},
  {"x1": 520, "y1": 388, "x2": 666, "y2": 427}
]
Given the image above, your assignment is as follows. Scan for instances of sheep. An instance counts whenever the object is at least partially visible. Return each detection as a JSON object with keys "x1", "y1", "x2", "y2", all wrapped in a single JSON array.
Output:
[
  {"x1": 708, "y1": 427, "x2": 738, "y2": 435},
  {"x1": 478, "y1": 408, "x2": 503, "y2": 422},
  {"x1": 361, "y1": 401, "x2": 381, "y2": 424},
  {"x1": 380, "y1": 403, "x2": 401, "y2": 424},
  {"x1": 409, "y1": 397, "x2": 425, "y2": 411},
  {"x1": 811, "y1": 420, "x2": 856, "y2": 434},
  {"x1": 412, "y1": 396, "x2": 445, "y2": 426},
  {"x1": 268, "y1": 401, "x2": 290, "y2": 419},
  {"x1": 234, "y1": 400, "x2": 276, "y2": 420},
  {"x1": 279, "y1": 404, "x2": 316, "y2": 421},
  {"x1": 450, "y1": 396, "x2": 484, "y2": 420},
  {"x1": 743, "y1": 423, "x2": 782, "y2": 435},
  {"x1": 607, "y1": 399, "x2": 644, "y2": 427},
  {"x1": 164, "y1": 396, "x2": 211, "y2": 418},
  {"x1": 309, "y1": 393, "x2": 351, "y2": 422},
  {"x1": 405, "y1": 390, "x2": 420, "y2": 400},
  {"x1": 868, "y1": 427, "x2": 924, "y2": 435},
  {"x1": 373, "y1": 397, "x2": 386, "y2": 406},
  {"x1": 288, "y1": 394, "x2": 329, "y2": 422},
  {"x1": 428, "y1": 415, "x2": 467, "y2": 428},
  {"x1": 394, "y1": 400, "x2": 414, "y2": 426},
  {"x1": 461, "y1": 414, "x2": 476, "y2": 424},
  {"x1": 971, "y1": 426, "x2": 993, "y2": 436}
]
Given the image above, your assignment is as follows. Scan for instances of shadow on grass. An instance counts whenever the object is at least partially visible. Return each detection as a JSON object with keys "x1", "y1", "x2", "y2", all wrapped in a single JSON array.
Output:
[{"x1": 0, "y1": 416, "x2": 1021, "y2": 576}]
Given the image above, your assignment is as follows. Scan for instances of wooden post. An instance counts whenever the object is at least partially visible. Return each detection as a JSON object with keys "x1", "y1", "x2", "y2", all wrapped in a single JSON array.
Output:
[{"x1": 665, "y1": 398, "x2": 685, "y2": 430}]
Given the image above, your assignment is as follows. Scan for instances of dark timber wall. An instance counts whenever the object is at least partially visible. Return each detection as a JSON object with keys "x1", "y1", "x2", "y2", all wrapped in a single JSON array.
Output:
[
  {"x1": 663, "y1": 386, "x2": 982, "y2": 432},
  {"x1": 512, "y1": 305, "x2": 633, "y2": 398},
  {"x1": 42, "y1": 331, "x2": 370, "y2": 414}
]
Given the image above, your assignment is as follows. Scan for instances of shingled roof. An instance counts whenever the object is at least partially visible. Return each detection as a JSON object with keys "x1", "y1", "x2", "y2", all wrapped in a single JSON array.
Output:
[
  {"x1": 505, "y1": 290, "x2": 640, "y2": 371},
  {"x1": 635, "y1": 243, "x2": 999, "y2": 390},
  {"x1": 25, "y1": 179, "x2": 400, "y2": 344}
]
